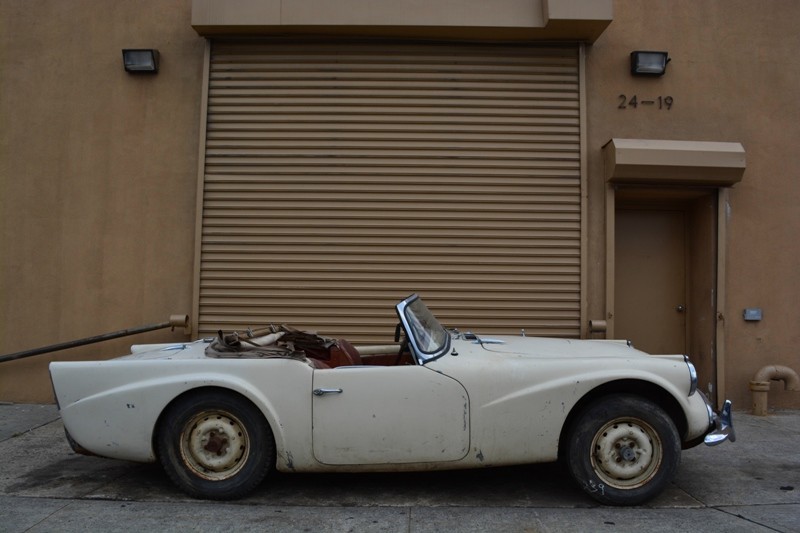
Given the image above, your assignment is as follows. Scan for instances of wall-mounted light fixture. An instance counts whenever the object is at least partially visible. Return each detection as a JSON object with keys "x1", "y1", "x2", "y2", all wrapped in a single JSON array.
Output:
[
  {"x1": 630, "y1": 51, "x2": 670, "y2": 76},
  {"x1": 122, "y1": 49, "x2": 159, "y2": 73}
]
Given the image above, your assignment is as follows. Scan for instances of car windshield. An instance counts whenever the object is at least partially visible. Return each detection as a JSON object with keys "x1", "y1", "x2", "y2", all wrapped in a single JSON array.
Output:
[{"x1": 396, "y1": 295, "x2": 450, "y2": 362}]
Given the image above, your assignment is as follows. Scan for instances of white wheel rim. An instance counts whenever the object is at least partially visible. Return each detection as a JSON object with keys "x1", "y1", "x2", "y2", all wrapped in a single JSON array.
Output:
[
  {"x1": 591, "y1": 417, "x2": 663, "y2": 489},
  {"x1": 180, "y1": 410, "x2": 249, "y2": 481}
]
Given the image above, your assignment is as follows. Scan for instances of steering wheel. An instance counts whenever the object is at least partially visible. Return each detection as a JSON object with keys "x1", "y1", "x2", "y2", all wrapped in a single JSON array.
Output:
[{"x1": 394, "y1": 322, "x2": 410, "y2": 364}]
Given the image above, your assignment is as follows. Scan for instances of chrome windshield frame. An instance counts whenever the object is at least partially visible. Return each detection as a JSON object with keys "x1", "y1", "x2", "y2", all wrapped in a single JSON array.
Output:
[{"x1": 395, "y1": 294, "x2": 451, "y2": 364}]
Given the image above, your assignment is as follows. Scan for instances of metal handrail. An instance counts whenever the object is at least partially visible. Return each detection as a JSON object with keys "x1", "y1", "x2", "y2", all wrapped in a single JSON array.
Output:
[{"x1": 0, "y1": 315, "x2": 190, "y2": 364}]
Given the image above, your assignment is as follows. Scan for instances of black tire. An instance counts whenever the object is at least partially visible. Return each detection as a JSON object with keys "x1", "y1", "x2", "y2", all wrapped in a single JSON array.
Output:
[
  {"x1": 566, "y1": 395, "x2": 681, "y2": 506},
  {"x1": 156, "y1": 390, "x2": 275, "y2": 500}
]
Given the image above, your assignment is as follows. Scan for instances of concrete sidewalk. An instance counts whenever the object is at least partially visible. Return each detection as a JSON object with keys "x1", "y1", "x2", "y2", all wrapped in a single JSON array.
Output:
[{"x1": 0, "y1": 403, "x2": 798, "y2": 532}]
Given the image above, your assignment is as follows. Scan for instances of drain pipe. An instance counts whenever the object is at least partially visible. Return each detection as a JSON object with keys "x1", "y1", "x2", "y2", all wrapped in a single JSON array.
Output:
[{"x1": 750, "y1": 365, "x2": 800, "y2": 415}]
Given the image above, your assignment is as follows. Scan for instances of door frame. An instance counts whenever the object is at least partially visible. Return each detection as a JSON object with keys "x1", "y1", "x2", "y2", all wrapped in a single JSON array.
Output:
[
  {"x1": 600, "y1": 138, "x2": 745, "y2": 407},
  {"x1": 605, "y1": 186, "x2": 729, "y2": 407}
]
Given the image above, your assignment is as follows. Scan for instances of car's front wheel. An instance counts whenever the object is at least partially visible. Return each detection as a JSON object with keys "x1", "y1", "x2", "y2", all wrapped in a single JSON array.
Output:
[
  {"x1": 566, "y1": 395, "x2": 680, "y2": 505},
  {"x1": 156, "y1": 390, "x2": 275, "y2": 500}
]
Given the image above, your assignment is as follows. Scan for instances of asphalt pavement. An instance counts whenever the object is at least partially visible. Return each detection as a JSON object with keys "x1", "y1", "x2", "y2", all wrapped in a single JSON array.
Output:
[{"x1": 0, "y1": 403, "x2": 798, "y2": 533}]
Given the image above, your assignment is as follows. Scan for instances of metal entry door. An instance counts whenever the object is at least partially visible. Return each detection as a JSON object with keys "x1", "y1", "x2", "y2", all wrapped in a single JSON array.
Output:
[{"x1": 614, "y1": 209, "x2": 687, "y2": 354}]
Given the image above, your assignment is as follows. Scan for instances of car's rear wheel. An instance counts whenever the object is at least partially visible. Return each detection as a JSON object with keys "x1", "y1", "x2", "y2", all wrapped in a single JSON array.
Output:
[
  {"x1": 156, "y1": 390, "x2": 275, "y2": 500},
  {"x1": 566, "y1": 395, "x2": 680, "y2": 505}
]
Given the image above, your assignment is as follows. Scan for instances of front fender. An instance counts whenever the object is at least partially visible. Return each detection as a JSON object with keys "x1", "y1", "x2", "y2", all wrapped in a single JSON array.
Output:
[{"x1": 432, "y1": 352, "x2": 702, "y2": 465}]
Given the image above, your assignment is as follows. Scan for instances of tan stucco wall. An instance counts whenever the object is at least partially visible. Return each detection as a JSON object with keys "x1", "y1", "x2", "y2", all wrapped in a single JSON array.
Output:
[
  {"x1": 585, "y1": 1, "x2": 800, "y2": 409},
  {"x1": 0, "y1": 1, "x2": 204, "y2": 402},
  {"x1": 1, "y1": 0, "x2": 798, "y2": 410}
]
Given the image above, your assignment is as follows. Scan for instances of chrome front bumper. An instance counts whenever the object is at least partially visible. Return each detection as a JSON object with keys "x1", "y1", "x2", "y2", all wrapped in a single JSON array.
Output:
[{"x1": 704, "y1": 399, "x2": 736, "y2": 446}]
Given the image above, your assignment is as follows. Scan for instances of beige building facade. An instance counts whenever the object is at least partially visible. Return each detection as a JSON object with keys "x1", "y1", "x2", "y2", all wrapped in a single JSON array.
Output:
[{"x1": 1, "y1": 0, "x2": 798, "y2": 410}]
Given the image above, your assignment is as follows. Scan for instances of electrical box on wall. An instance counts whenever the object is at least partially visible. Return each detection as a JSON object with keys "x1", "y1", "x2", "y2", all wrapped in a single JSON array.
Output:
[{"x1": 743, "y1": 308, "x2": 763, "y2": 321}]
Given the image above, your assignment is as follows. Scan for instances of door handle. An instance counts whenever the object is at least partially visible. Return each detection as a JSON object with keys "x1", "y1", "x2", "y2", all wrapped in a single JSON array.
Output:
[
  {"x1": 676, "y1": 305, "x2": 686, "y2": 313},
  {"x1": 313, "y1": 388, "x2": 343, "y2": 396}
]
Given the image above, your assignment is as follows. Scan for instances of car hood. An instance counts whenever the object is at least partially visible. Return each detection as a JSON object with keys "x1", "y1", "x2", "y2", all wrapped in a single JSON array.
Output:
[{"x1": 458, "y1": 335, "x2": 677, "y2": 360}]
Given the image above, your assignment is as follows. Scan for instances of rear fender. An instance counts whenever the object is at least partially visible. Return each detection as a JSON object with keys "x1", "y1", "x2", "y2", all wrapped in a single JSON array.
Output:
[{"x1": 50, "y1": 360, "x2": 311, "y2": 463}]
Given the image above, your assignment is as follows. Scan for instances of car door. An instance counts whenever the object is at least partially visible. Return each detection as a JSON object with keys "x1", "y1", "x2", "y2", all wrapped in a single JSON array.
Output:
[{"x1": 312, "y1": 365, "x2": 469, "y2": 465}]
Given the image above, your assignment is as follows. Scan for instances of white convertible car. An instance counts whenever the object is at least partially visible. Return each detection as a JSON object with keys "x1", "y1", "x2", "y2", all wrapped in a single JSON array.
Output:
[{"x1": 49, "y1": 294, "x2": 734, "y2": 505}]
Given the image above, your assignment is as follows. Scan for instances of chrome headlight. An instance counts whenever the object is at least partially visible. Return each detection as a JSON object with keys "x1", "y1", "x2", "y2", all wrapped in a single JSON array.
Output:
[{"x1": 684, "y1": 355, "x2": 698, "y2": 396}]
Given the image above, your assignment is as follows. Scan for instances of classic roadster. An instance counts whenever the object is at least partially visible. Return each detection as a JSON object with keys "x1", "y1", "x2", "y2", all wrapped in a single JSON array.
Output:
[{"x1": 49, "y1": 294, "x2": 734, "y2": 505}]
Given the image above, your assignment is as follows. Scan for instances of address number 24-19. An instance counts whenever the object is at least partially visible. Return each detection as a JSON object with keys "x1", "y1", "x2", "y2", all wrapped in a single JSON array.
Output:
[{"x1": 618, "y1": 95, "x2": 673, "y2": 110}]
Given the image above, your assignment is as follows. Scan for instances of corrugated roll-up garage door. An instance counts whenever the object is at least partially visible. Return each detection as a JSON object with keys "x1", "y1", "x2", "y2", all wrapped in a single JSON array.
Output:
[{"x1": 198, "y1": 41, "x2": 581, "y2": 342}]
